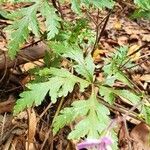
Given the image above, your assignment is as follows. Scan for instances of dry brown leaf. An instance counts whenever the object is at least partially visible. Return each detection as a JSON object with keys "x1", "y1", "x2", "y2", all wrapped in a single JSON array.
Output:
[
  {"x1": 0, "y1": 95, "x2": 15, "y2": 114},
  {"x1": 128, "y1": 45, "x2": 141, "y2": 61},
  {"x1": 118, "y1": 36, "x2": 128, "y2": 45},
  {"x1": 130, "y1": 122, "x2": 150, "y2": 150},
  {"x1": 93, "y1": 48, "x2": 107, "y2": 62},
  {"x1": 142, "y1": 34, "x2": 150, "y2": 42},
  {"x1": 26, "y1": 108, "x2": 37, "y2": 150},
  {"x1": 140, "y1": 75, "x2": 150, "y2": 82},
  {"x1": 21, "y1": 59, "x2": 44, "y2": 72},
  {"x1": 113, "y1": 20, "x2": 122, "y2": 30},
  {"x1": 96, "y1": 73, "x2": 104, "y2": 82}
]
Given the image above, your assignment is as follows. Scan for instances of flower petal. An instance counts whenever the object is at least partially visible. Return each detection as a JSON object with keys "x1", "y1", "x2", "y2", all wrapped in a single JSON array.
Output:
[{"x1": 77, "y1": 139, "x2": 100, "y2": 150}]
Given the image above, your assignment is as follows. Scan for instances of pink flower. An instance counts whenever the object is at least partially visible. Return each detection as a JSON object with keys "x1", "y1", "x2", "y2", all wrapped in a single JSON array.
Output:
[{"x1": 77, "y1": 136, "x2": 112, "y2": 150}]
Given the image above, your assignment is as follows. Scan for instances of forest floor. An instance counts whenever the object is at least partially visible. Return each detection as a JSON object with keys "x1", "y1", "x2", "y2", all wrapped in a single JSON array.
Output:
[{"x1": 0, "y1": 1, "x2": 150, "y2": 150}]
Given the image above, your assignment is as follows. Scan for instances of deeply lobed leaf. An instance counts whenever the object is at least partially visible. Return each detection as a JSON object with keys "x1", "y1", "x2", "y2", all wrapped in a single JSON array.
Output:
[
  {"x1": 99, "y1": 85, "x2": 141, "y2": 105},
  {"x1": 53, "y1": 92, "x2": 110, "y2": 140},
  {"x1": 50, "y1": 42, "x2": 95, "y2": 82},
  {"x1": 14, "y1": 67, "x2": 90, "y2": 114}
]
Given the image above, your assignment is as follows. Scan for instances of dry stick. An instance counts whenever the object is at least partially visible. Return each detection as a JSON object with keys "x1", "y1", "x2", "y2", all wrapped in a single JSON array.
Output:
[
  {"x1": 40, "y1": 97, "x2": 65, "y2": 150},
  {"x1": 21, "y1": 39, "x2": 42, "y2": 50},
  {"x1": 0, "y1": 113, "x2": 7, "y2": 139},
  {"x1": 85, "y1": 10, "x2": 98, "y2": 53},
  {"x1": 120, "y1": 43, "x2": 149, "y2": 69},
  {"x1": 122, "y1": 101, "x2": 143, "y2": 150},
  {"x1": 123, "y1": 119, "x2": 132, "y2": 150},
  {"x1": 86, "y1": 11, "x2": 98, "y2": 26},
  {"x1": 91, "y1": 10, "x2": 112, "y2": 56},
  {"x1": 0, "y1": 52, "x2": 7, "y2": 83},
  {"x1": 127, "y1": 57, "x2": 150, "y2": 69},
  {"x1": 122, "y1": 97, "x2": 150, "y2": 145},
  {"x1": 57, "y1": 0, "x2": 64, "y2": 20},
  {"x1": 51, "y1": 0, "x2": 58, "y2": 10},
  {"x1": 37, "y1": 102, "x2": 52, "y2": 123},
  {"x1": 96, "y1": 9, "x2": 100, "y2": 24},
  {"x1": 97, "y1": 10, "x2": 112, "y2": 44},
  {"x1": 18, "y1": 53, "x2": 45, "y2": 66},
  {"x1": 96, "y1": 95, "x2": 144, "y2": 122}
]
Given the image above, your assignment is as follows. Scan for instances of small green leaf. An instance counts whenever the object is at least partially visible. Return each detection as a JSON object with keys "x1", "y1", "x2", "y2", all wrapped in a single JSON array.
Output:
[
  {"x1": 71, "y1": 0, "x2": 81, "y2": 14},
  {"x1": 40, "y1": 1, "x2": 61, "y2": 39},
  {"x1": 99, "y1": 86, "x2": 140, "y2": 104},
  {"x1": 115, "y1": 71, "x2": 132, "y2": 87},
  {"x1": 114, "y1": 89, "x2": 140, "y2": 104},
  {"x1": 91, "y1": 0, "x2": 115, "y2": 9},
  {"x1": 99, "y1": 86, "x2": 115, "y2": 104},
  {"x1": 142, "y1": 105, "x2": 150, "y2": 125}
]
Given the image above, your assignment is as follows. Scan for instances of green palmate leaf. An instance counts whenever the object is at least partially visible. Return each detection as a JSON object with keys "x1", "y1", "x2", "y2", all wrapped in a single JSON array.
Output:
[
  {"x1": 0, "y1": 9, "x2": 11, "y2": 19},
  {"x1": 14, "y1": 67, "x2": 89, "y2": 114},
  {"x1": 53, "y1": 91, "x2": 110, "y2": 140},
  {"x1": 114, "y1": 89, "x2": 141, "y2": 104},
  {"x1": 50, "y1": 42, "x2": 95, "y2": 82},
  {"x1": 132, "y1": 9, "x2": 150, "y2": 19},
  {"x1": 99, "y1": 86, "x2": 141, "y2": 104},
  {"x1": 5, "y1": 0, "x2": 61, "y2": 59},
  {"x1": 5, "y1": 4, "x2": 39, "y2": 58},
  {"x1": 105, "y1": 75, "x2": 116, "y2": 86},
  {"x1": 69, "y1": 93, "x2": 110, "y2": 139},
  {"x1": 74, "y1": 54, "x2": 95, "y2": 82},
  {"x1": 40, "y1": 1, "x2": 61, "y2": 39}
]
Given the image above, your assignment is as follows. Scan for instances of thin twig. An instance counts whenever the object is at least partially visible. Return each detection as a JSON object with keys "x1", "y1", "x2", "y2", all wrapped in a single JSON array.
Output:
[
  {"x1": 86, "y1": 11, "x2": 98, "y2": 26},
  {"x1": 57, "y1": 0, "x2": 64, "y2": 19},
  {"x1": 91, "y1": 11, "x2": 112, "y2": 56},
  {"x1": 97, "y1": 10, "x2": 112, "y2": 44},
  {"x1": 37, "y1": 102, "x2": 52, "y2": 123},
  {"x1": 127, "y1": 57, "x2": 150, "y2": 69},
  {"x1": 0, "y1": 51, "x2": 7, "y2": 83},
  {"x1": 120, "y1": 43, "x2": 149, "y2": 69}
]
